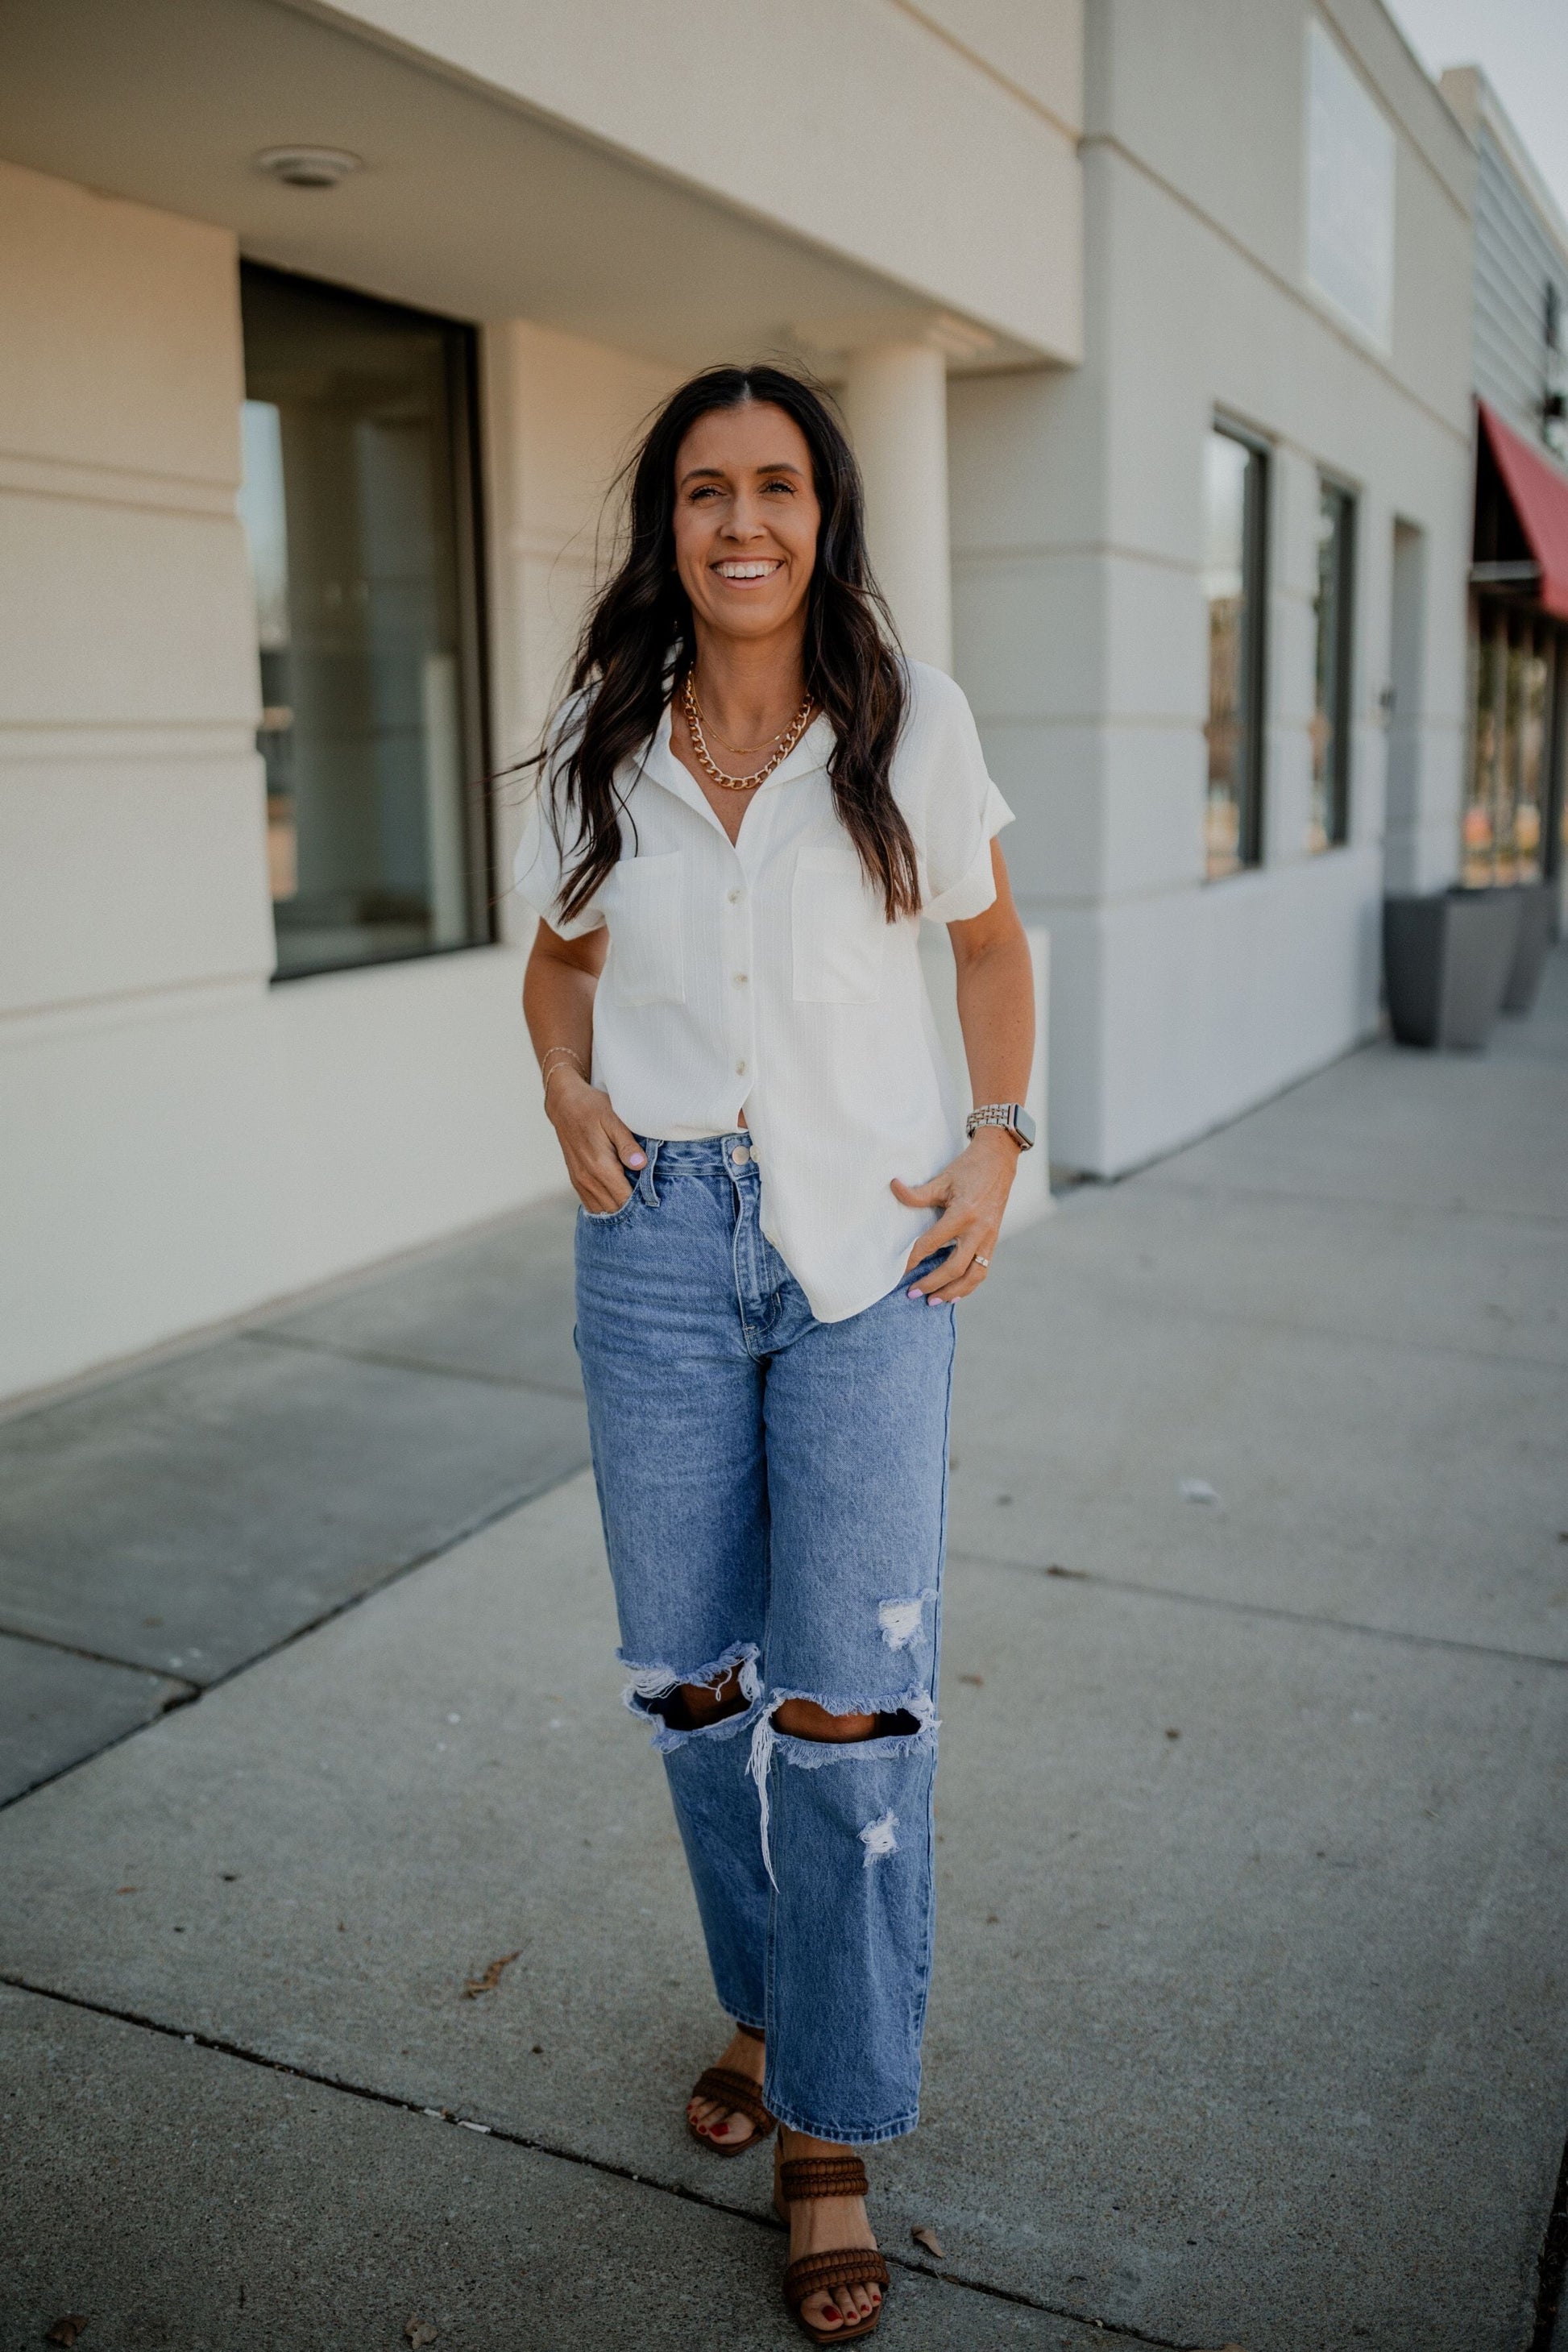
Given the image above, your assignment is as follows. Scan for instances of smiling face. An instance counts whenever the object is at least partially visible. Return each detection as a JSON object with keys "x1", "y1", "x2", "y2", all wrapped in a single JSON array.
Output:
[{"x1": 670, "y1": 400, "x2": 821, "y2": 649}]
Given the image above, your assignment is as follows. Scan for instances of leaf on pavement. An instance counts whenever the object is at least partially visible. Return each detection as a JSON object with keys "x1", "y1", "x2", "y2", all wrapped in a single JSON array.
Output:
[
  {"x1": 911, "y1": 2225, "x2": 946, "y2": 2259},
  {"x1": 404, "y1": 2323, "x2": 438, "y2": 2346},
  {"x1": 462, "y1": 1948, "x2": 522, "y2": 1998},
  {"x1": 46, "y1": 2323, "x2": 89, "y2": 2348}
]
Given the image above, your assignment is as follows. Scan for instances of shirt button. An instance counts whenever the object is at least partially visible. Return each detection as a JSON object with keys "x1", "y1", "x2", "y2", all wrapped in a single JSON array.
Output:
[
  {"x1": 735, "y1": 1059, "x2": 748, "y2": 1076},
  {"x1": 728, "y1": 888, "x2": 743, "y2": 904},
  {"x1": 732, "y1": 972, "x2": 749, "y2": 987},
  {"x1": 730, "y1": 1143, "x2": 752, "y2": 1165}
]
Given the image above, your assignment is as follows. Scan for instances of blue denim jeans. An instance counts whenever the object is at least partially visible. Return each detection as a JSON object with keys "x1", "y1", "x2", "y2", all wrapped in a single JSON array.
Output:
[{"x1": 574, "y1": 1132, "x2": 956, "y2": 2146}]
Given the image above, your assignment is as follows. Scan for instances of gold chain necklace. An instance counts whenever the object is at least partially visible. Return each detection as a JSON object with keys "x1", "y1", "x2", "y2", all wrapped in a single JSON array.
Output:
[
  {"x1": 682, "y1": 671, "x2": 813, "y2": 792},
  {"x1": 699, "y1": 700, "x2": 799, "y2": 756},
  {"x1": 704, "y1": 716, "x2": 791, "y2": 756}
]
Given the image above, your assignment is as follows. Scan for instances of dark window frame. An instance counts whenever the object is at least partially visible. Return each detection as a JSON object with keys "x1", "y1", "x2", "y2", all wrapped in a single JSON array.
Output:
[
  {"x1": 444, "y1": 305, "x2": 496, "y2": 959},
  {"x1": 1205, "y1": 417, "x2": 1271, "y2": 880},
  {"x1": 1312, "y1": 473, "x2": 1357, "y2": 851},
  {"x1": 239, "y1": 259, "x2": 494, "y2": 986}
]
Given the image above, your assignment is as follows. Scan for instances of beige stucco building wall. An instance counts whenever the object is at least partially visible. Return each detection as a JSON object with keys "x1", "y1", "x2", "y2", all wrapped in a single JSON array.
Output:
[
  {"x1": 321, "y1": 0, "x2": 1083, "y2": 363},
  {"x1": 0, "y1": 0, "x2": 1085, "y2": 1402},
  {"x1": 948, "y1": 0, "x2": 1475, "y2": 1174},
  {"x1": 0, "y1": 161, "x2": 683, "y2": 1400},
  {"x1": 0, "y1": 0, "x2": 1491, "y2": 1385}
]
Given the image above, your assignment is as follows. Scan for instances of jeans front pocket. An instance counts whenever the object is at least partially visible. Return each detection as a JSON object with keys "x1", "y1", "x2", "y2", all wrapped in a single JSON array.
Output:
[
  {"x1": 578, "y1": 1188, "x2": 641, "y2": 1226},
  {"x1": 606, "y1": 852, "x2": 685, "y2": 1006},
  {"x1": 790, "y1": 845, "x2": 886, "y2": 1004}
]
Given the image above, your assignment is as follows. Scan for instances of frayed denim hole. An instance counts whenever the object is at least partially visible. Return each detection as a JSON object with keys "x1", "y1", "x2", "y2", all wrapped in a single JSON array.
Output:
[
  {"x1": 647, "y1": 1699, "x2": 761, "y2": 1756},
  {"x1": 619, "y1": 1641, "x2": 760, "y2": 1745},
  {"x1": 766, "y1": 1686, "x2": 937, "y2": 1732},
  {"x1": 749, "y1": 1690, "x2": 938, "y2": 1885},
  {"x1": 771, "y1": 1720, "x2": 935, "y2": 1770},
  {"x1": 877, "y1": 1591, "x2": 935, "y2": 1652},
  {"x1": 860, "y1": 1810, "x2": 899, "y2": 1867}
]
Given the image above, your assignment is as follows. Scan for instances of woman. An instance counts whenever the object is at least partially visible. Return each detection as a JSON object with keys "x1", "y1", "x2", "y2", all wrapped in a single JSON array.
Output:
[{"x1": 516, "y1": 365, "x2": 1035, "y2": 2341}]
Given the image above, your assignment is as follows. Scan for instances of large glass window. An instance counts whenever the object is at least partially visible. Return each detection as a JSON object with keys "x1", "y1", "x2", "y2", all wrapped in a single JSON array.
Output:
[
  {"x1": 1309, "y1": 478, "x2": 1356, "y2": 852},
  {"x1": 237, "y1": 264, "x2": 489, "y2": 979},
  {"x1": 1202, "y1": 425, "x2": 1269, "y2": 880},
  {"x1": 1462, "y1": 603, "x2": 1558, "y2": 887}
]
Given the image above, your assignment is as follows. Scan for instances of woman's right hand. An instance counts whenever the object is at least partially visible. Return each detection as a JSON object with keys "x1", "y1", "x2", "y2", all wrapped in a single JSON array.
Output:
[{"x1": 546, "y1": 1069, "x2": 647, "y2": 1212}]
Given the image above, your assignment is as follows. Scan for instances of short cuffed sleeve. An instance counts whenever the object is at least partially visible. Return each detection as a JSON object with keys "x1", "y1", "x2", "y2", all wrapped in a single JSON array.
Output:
[
  {"x1": 511, "y1": 698, "x2": 607, "y2": 940},
  {"x1": 906, "y1": 666, "x2": 1014, "y2": 924}
]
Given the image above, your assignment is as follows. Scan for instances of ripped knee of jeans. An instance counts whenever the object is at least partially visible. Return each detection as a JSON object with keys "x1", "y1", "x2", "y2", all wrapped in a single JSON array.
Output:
[
  {"x1": 747, "y1": 1686, "x2": 937, "y2": 1883},
  {"x1": 772, "y1": 1697, "x2": 923, "y2": 1742},
  {"x1": 619, "y1": 1642, "x2": 761, "y2": 1753}
]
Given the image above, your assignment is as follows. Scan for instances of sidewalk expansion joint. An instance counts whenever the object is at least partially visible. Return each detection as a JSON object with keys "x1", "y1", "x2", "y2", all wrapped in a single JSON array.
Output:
[
  {"x1": 1140, "y1": 1174, "x2": 1568, "y2": 1231},
  {"x1": 241, "y1": 1325, "x2": 587, "y2": 1402},
  {"x1": 1, "y1": 1971, "x2": 1201, "y2": 2352},
  {"x1": 1530, "y1": 2126, "x2": 1568, "y2": 2351},
  {"x1": 1039, "y1": 1284, "x2": 1568, "y2": 1375},
  {"x1": 0, "y1": 1457, "x2": 593, "y2": 1818},
  {"x1": 952, "y1": 1549, "x2": 1568, "y2": 1675},
  {"x1": 0, "y1": 1616, "x2": 198, "y2": 1689}
]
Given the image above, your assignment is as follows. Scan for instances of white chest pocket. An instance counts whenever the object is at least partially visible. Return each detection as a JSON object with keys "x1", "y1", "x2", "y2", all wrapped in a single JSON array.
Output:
[
  {"x1": 791, "y1": 845, "x2": 886, "y2": 1005},
  {"x1": 606, "y1": 852, "x2": 686, "y2": 1006}
]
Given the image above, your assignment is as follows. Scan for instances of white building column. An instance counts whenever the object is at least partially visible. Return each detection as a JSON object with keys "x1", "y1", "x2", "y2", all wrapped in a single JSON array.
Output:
[
  {"x1": 841, "y1": 331, "x2": 1052, "y2": 1215},
  {"x1": 840, "y1": 339, "x2": 953, "y2": 672}
]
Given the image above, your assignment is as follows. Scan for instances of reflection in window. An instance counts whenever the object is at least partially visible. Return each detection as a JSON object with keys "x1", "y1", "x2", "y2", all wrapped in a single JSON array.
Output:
[
  {"x1": 1309, "y1": 479, "x2": 1355, "y2": 852},
  {"x1": 237, "y1": 264, "x2": 487, "y2": 979},
  {"x1": 1201, "y1": 426, "x2": 1268, "y2": 879},
  {"x1": 1462, "y1": 603, "x2": 1556, "y2": 886}
]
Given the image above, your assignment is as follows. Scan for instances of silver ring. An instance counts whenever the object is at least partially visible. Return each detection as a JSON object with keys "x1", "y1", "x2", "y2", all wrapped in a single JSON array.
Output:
[{"x1": 973, "y1": 1253, "x2": 990, "y2": 1268}]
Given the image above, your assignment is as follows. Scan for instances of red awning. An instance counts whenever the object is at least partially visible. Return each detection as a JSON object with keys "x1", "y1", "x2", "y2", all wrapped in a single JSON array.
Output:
[{"x1": 1477, "y1": 400, "x2": 1568, "y2": 622}]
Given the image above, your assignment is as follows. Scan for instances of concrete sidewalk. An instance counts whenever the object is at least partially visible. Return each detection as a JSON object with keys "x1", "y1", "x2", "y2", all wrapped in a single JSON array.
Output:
[{"x1": 3, "y1": 954, "x2": 1566, "y2": 2351}]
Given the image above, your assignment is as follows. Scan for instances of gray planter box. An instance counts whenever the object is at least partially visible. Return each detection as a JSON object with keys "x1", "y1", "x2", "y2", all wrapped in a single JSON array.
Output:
[
  {"x1": 1501, "y1": 879, "x2": 1558, "y2": 1013},
  {"x1": 1383, "y1": 888, "x2": 1521, "y2": 1050}
]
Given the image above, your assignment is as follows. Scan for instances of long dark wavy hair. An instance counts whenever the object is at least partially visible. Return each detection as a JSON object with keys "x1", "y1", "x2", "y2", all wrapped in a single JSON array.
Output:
[{"x1": 533, "y1": 364, "x2": 918, "y2": 926}]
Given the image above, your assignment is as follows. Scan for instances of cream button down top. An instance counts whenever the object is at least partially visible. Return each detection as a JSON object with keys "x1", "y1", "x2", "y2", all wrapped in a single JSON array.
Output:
[{"x1": 514, "y1": 659, "x2": 1014, "y2": 1324}]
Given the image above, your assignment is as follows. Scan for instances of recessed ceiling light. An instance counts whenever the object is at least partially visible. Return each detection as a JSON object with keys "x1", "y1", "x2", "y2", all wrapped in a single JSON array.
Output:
[{"x1": 254, "y1": 146, "x2": 363, "y2": 189}]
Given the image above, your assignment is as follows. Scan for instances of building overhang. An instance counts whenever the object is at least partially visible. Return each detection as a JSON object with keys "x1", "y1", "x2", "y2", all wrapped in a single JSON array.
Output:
[
  {"x1": 0, "y1": 0, "x2": 1076, "y2": 376},
  {"x1": 1476, "y1": 400, "x2": 1568, "y2": 624}
]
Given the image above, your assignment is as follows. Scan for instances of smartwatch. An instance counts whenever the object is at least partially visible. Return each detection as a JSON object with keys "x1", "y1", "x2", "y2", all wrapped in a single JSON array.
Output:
[{"x1": 965, "y1": 1102, "x2": 1037, "y2": 1151}]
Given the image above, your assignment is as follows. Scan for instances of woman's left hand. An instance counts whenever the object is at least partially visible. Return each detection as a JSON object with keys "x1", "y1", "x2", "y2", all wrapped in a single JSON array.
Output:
[{"x1": 891, "y1": 1127, "x2": 1019, "y2": 1304}]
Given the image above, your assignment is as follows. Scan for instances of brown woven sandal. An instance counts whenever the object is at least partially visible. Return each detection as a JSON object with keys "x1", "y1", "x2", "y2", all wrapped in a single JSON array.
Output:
[
  {"x1": 686, "y1": 2025, "x2": 775, "y2": 2157},
  {"x1": 776, "y1": 2153, "x2": 890, "y2": 2342}
]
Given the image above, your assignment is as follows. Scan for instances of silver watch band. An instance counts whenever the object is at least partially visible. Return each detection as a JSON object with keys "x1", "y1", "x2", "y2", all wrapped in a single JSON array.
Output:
[{"x1": 965, "y1": 1102, "x2": 1036, "y2": 1151}]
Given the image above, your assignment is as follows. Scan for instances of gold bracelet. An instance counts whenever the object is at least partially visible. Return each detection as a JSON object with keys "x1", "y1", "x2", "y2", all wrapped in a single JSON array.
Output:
[
  {"x1": 540, "y1": 1046, "x2": 585, "y2": 1101},
  {"x1": 542, "y1": 1058, "x2": 587, "y2": 1110}
]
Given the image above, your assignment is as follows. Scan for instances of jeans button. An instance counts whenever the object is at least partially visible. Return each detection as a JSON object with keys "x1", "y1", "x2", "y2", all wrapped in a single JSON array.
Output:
[{"x1": 730, "y1": 1144, "x2": 752, "y2": 1165}]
